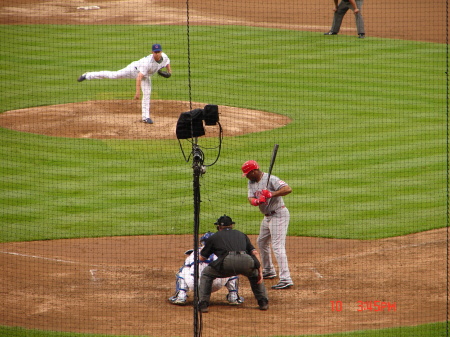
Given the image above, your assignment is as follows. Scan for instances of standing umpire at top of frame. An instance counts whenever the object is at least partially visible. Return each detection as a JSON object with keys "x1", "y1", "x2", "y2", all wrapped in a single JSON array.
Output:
[{"x1": 324, "y1": 0, "x2": 366, "y2": 38}]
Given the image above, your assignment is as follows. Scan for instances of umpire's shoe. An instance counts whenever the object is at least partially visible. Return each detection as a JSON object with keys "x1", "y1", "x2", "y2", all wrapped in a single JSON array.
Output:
[
  {"x1": 324, "y1": 31, "x2": 337, "y2": 35},
  {"x1": 77, "y1": 73, "x2": 87, "y2": 82},
  {"x1": 271, "y1": 281, "x2": 294, "y2": 290},
  {"x1": 258, "y1": 298, "x2": 269, "y2": 311},
  {"x1": 198, "y1": 301, "x2": 209, "y2": 313}
]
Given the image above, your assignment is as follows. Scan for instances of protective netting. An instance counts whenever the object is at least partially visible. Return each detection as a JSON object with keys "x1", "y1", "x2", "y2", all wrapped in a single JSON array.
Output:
[{"x1": 0, "y1": 0, "x2": 448, "y2": 336}]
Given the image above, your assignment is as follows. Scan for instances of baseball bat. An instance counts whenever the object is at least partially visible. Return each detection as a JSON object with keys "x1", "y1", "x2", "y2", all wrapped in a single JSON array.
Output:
[{"x1": 266, "y1": 144, "x2": 279, "y2": 188}]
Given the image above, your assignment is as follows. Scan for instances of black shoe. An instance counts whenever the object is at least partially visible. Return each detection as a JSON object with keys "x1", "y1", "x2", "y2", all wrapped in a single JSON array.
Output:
[
  {"x1": 324, "y1": 31, "x2": 337, "y2": 35},
  {"x1": 258, "y1": 298, "x2": 269, "y2": 311},
  {"x1": 198, "y1": 301, "x2": 209, "y2": 313},
  {"x1": 77, "y1": 73, "x2": 87, "y2": 82},
  {"x1": 358, "y1": 33, "x2": 365, "y2": 39}
]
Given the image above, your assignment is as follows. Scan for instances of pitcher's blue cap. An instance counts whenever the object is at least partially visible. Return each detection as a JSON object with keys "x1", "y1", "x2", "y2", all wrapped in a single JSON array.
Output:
[{"x1": 152, "y1": 44, "x2": 162, "y2": 52}]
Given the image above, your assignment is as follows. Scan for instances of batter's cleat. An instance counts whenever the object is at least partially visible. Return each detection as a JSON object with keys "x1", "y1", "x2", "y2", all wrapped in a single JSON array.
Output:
[
  {"x1": 198, "y1": 301, "x2": 209, "y2": 313},
  {"x1": 358, "y1": 33, "x2": 366, "y2": 39},
  {"x1": 77, "y1": 73, "x2": 87, "y2": 82},
  {"x1": 262, "y1": 271, "x2": 277, "y2": 279},
  {"x1": 271, "y1": 281, "x2": 294, "y2": 289},
  {"x1": 258, "y1": 298, "x2": 269, "y2": 311},
  {"x1": 226, "y1": 293, "x2": 244, "y2": 305},
  {"x1": 324, "y1": 31, "x2": 338, "y2": 35},
  {"x1": 142, "y1": 118, "x2": 154, "y2": 124},
  {"x1": 168, "y1": 296, "x2": 187, "y2": 305}
]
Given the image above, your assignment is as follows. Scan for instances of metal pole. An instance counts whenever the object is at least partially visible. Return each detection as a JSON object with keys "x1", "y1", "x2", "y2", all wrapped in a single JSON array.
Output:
[{"x1": 192, "y1": 143, "x2": 203, "y2": 337}]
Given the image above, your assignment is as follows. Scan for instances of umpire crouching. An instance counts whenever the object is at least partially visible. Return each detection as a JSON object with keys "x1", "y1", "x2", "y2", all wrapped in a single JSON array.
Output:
[{"x1": 198, "y1": 215, "x2": 269, "y2": 312}]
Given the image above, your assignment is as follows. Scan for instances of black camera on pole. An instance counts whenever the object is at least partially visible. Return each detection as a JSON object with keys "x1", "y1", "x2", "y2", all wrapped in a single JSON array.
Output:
[{"x1": 176, "y1": 105, "x2": 219, "y2": 139}]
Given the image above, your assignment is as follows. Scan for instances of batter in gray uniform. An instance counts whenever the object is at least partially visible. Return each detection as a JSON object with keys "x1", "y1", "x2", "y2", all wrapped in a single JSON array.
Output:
[
  {"x1": 242, "y1": 160, "x2": 294, "y2": 289},
  {"x1": 324, "y1": 0, "x2": 366, "y2": 38}
]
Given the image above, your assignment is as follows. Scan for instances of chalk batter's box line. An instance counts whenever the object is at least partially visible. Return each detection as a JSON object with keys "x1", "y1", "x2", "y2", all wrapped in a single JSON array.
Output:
[{"x1": 0, "y1": 250, "x2": 162, "y2": 280}]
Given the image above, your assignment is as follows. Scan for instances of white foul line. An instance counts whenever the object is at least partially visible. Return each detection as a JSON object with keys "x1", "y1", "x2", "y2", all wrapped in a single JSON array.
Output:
[{"x1": 0, "y1": 251, "x2": 79, "y2": 264}]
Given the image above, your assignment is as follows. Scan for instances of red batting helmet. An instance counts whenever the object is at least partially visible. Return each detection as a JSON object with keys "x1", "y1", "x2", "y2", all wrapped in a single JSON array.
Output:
[{"x1": 241, "y1": 160, "x2": 259, "y2": 177}]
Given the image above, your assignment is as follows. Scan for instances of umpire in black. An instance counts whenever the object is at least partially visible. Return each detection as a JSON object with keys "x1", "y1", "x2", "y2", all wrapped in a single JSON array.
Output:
[{"x1": 198, "y1": 215, "x2": 269, "y2": 312}]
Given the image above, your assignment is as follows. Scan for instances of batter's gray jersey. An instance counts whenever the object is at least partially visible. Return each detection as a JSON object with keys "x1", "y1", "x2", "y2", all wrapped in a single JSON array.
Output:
[{"x1": 247, "y1": 173, "x2": 288, "y2": 215}]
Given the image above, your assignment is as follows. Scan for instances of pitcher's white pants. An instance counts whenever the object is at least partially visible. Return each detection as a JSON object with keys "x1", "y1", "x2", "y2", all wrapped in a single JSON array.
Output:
[{"x1": 85, "y1": 63, "x2": 152, "y2": 120}]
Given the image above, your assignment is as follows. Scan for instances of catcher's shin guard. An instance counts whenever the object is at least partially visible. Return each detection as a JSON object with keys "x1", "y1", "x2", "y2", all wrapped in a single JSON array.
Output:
[
  {"x1": 169, "y1": 273, "x2": 188, "y2": 304},
  {"x1": 225, "y1": 276, "x2": 244, "y2": 304}
]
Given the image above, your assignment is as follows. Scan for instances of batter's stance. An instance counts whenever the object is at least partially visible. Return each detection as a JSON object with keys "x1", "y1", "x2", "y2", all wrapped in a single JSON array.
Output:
[
  {"x1": 77, "y1": 44, "x2": 172, "y2": 124},
  {"x1": 242, "y1": 160, "x2": 294, "y2": 289}
]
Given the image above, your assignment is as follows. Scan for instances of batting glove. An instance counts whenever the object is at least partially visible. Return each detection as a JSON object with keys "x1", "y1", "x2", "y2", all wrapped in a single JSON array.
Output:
[
  {"x1": 258, "y1": 195, "x2": 267, "y2": 204},
  {"x1": 261, "y1": 189, "x2": 273, "y2": 198},
  {"x1": 251, "y1": 198, "x2": 261, "y2": 206}
]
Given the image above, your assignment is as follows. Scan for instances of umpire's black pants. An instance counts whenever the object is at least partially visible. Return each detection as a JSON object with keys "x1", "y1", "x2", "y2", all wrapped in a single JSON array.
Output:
[{"x1": 199, "y1": 253, "x2": 268, "y2": 304}]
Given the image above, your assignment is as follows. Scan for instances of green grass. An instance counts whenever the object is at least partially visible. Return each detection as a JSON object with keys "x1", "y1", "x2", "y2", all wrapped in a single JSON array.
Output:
[
  {"x1": 0, "y1": 321, "x2": 447, "y2": 336},
  {"x1": 0, "y1": 25, "x2": 446, "y2": 242},
  {"x1": 308, "y1": 321, "x2": 448, "y2": 336}
]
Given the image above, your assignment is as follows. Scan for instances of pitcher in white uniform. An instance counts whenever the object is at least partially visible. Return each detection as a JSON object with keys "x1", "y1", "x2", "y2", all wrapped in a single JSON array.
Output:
[{"x1": 77, "y1": 43, "x2": 171, "y2": 124}]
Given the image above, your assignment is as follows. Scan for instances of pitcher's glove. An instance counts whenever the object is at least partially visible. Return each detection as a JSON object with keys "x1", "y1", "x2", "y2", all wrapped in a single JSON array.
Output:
[{"x1": 157, "y1": 70, "x2": 171, "y2": 78}]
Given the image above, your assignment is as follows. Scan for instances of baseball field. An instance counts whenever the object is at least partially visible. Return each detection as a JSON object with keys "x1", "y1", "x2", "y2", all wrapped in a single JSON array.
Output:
[{"x1": 0, "y1": 0, "x2": 448, "y2": 336}]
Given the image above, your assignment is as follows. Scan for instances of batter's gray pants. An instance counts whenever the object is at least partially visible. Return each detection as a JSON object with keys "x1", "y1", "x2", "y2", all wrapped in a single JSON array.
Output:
[
  {"x1": 257, "y1": 206, "x2": 292, "y2": 283},
  {"x1": 330, "y1": 0, "x2": 365, "y2": 35}
]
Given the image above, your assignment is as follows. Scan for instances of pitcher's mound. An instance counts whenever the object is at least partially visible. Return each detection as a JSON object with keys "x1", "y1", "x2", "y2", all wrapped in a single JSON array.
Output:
[{"x1": 0, "y1": 100, "x2": 291, "y2": 139}]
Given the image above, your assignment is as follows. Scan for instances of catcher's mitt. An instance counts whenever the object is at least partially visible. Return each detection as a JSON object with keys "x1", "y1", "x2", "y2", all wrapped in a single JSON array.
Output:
[{"x1": 158, "y1": 70, "x2": 171, "y2": 78}]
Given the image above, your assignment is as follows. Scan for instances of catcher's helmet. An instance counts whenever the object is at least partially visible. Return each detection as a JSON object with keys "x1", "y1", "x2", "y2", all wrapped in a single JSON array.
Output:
[
  {"x1": 214, "y1": 215, "x2": 235, "y2": 227},
  {"x1": 200, "y1": 231, "x2": 214, "y2": 244},
  {"x1": 241, "y1": 160, "x2": 259, "y2": 177}
]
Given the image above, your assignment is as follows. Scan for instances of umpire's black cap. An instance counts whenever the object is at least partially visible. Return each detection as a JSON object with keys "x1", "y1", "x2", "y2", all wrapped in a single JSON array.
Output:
[{"x1": 215, "y1": 215, "x2": 235, "y2": 227}]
